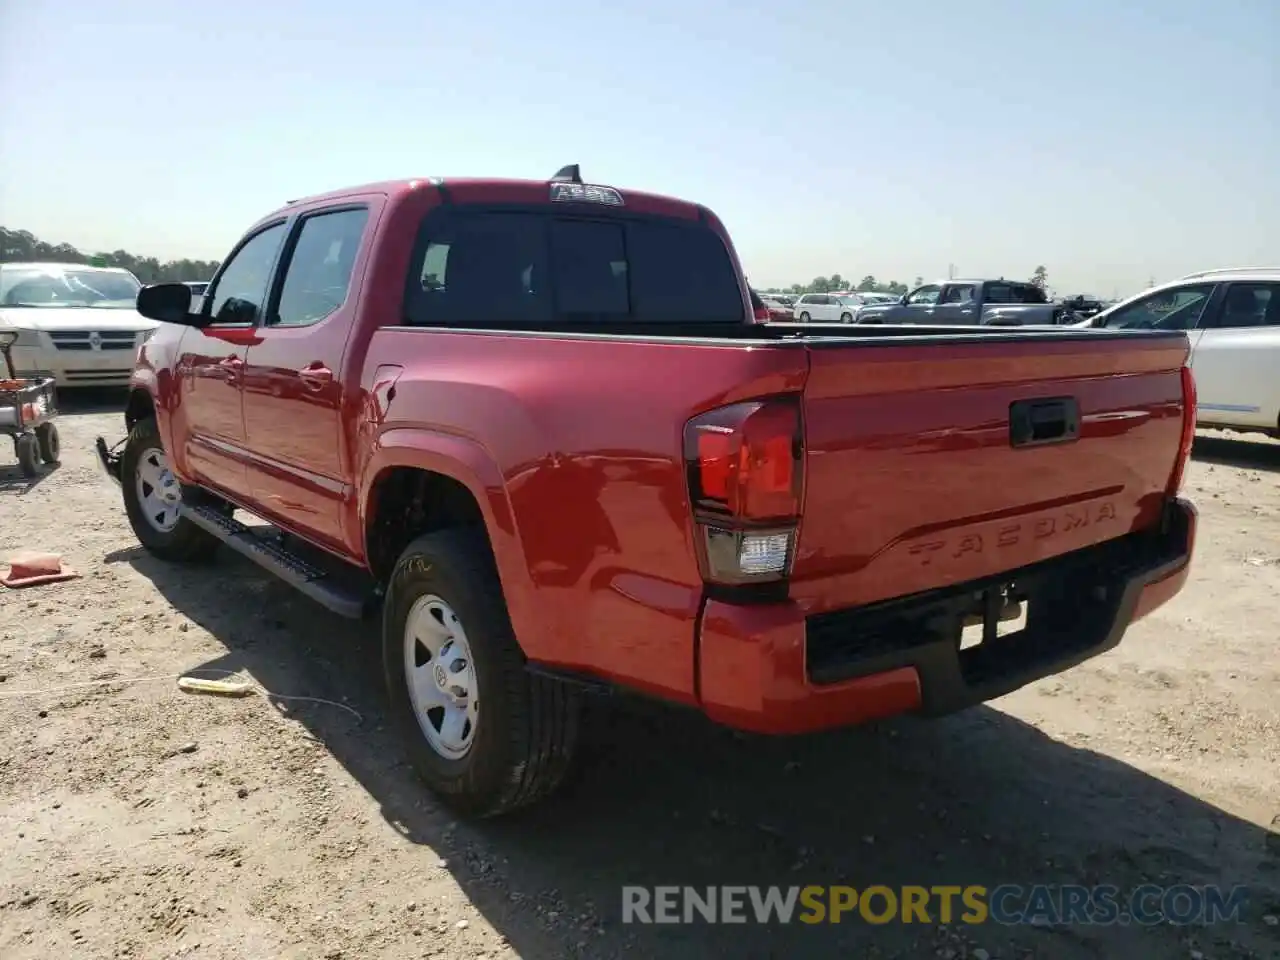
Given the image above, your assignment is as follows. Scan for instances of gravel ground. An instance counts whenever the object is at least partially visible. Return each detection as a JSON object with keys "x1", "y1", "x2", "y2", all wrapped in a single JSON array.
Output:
[{"x1": 1, "y1": 395, "x2": 1278, "y2": 960}]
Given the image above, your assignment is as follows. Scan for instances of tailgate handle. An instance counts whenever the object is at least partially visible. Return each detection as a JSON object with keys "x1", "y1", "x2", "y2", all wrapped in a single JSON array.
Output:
[{"x1": 1009, "y1": 397, "x2": 1080, "y2": 448}]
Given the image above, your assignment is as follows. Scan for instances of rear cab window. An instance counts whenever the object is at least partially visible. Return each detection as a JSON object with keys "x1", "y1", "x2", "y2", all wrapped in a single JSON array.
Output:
[
  {"x1": 983, "y1": 282, "x2": 1047, "y2": 305},
  {"x1": 403, "y1": 208, "x2": 745, "y2": 328}
]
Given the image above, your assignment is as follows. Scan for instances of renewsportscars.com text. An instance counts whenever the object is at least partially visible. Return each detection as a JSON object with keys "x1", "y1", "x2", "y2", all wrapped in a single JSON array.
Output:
[{"x1": 621, "y1": 884, "x2": 1249, "y2": 926}]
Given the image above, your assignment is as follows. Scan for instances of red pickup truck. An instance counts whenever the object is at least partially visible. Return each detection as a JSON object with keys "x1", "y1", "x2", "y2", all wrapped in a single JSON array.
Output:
[{"x1": 96, "y1": 166, "x2": 1198, "y2": 818}]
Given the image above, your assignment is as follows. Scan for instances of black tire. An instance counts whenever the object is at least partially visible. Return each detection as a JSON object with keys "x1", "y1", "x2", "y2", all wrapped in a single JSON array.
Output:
[
  {"x1": 121, "y1": 417, "x2": 220, "y2": 562},
  {"x1": 383, "y1": 526, "x2": 581, "y2": 818},
  {"x1": 840, "y1": 313, "x2": 852, "y2": 323},
  {"x1": 799, "y1": 311, "x2": 810, "y2": 322},
  {"x1": 15, "y1": 435, "x2": 39, "y2": 477},
  {"x1": 35, "y1": 422, "x2": 59, "y2": 464}
]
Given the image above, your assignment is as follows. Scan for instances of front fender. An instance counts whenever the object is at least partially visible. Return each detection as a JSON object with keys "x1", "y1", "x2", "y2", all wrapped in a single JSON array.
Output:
[
  {"x1": 128, "y1": 342, "x2": 190, "y2": 479},
  {"x1": 359, "y1": 427, "x2": 545, "y2": 658}
]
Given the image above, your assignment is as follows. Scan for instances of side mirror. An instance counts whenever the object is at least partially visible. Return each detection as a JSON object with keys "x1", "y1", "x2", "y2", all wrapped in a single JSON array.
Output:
[
  {"x1": 898, "y1": 295, "x2": 908, "y2": 305},
  {"x1": 136, "y1": 282, "x2": 205, "y2": 326}
]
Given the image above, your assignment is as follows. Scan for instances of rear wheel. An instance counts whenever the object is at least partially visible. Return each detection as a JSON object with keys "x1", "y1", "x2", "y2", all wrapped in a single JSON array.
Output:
[
  {"x1": 121, "y1": 418, "x2": 220, "y2": 562},
  {"x1": 35, "y1": 423, "x2": 59, "y2": 464},
  {"x1": 383, "y1": 526, "x2": 581, "y2": 818}
]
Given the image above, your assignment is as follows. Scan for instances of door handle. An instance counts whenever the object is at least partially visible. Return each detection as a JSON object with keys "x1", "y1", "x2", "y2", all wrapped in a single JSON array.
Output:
[
  {"x1": 1010, "y1": 397, "x2": 1080, "y2": 447},
  {"x1": 299, "y1": 363, "x2": 333, "y2": 390},
  {"x1": 218, "y1": 355, "x2": 242, "y2": 382}
]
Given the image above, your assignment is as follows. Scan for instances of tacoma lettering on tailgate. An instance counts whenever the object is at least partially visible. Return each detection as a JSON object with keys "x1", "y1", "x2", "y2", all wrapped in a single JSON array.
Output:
[{"x1": 908, "y1": 501, "x2": 1119, "y2": 566}]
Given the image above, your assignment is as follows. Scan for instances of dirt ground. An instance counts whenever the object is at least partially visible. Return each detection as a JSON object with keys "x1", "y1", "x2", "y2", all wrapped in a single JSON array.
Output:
[{"x1": 2, "y1": 396, "x2": 1278, "y2": 960}]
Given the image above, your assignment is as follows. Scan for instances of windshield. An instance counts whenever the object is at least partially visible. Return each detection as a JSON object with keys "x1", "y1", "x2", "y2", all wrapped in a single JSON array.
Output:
[
  {"x1": 0, "y1": 266, "x2": 142, "y2": 308},
  {"x1": 1101, "y1": 285, "x2": 1214, "y2": 330}
]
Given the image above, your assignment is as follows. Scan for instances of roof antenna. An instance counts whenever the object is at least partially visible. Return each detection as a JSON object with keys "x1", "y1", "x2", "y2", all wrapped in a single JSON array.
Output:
[{"x1": 550, "y1": 164, "x2": 582, "y2": 183}]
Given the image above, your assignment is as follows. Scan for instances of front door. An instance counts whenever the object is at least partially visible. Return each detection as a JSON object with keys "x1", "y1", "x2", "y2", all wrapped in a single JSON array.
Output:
[
  {"x1": 900, "y1": 284, "x2": 941, "y2": 323},
  {"x1": 1188, "y1": 281, "x2": 1280, "y2": 431},
  {"x1": 241, "y1": 204, "x2": 374, "y2": 553},
  {"x1": 176, "y1": 221, "x2": 287, "y2": 494}
]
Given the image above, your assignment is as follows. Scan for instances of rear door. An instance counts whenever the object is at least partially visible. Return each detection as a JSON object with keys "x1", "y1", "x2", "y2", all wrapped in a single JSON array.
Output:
[
  {"x1": 1187, "y1": 281, "x2": 1280, "y2": 431},
  {"x1": 933, "y1": 282, "x2": 978, "y2": 323}
]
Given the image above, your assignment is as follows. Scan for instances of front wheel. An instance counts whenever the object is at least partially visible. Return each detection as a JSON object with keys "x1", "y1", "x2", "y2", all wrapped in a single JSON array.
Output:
[
  {"x1": 15, "y1": 435, "x2": 39, "y2": 477},
  {"x1": 840, "y1": 313, "x2": 853, "y2": 323},
  {"x1": 383, "y1": 527, "x2": 581, "y2": 818},
  {"x1": 121, "y1": 418, "x2": 220, "y2": 562},
  {"x1": 799, "y1": 311, "x2": 810, "y2": 322}
]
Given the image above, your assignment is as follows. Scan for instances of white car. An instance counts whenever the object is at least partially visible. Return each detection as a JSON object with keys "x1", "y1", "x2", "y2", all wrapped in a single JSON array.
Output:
[
  {"x1": 0, "y1": 263, "x2": 158, "y2": 388},
  {"x1": 1081, "y1": 267, "x2": 1280, "y2": 436},
  {"x1": 793, "y1": 293, "x2": 864, "y2": 323}
]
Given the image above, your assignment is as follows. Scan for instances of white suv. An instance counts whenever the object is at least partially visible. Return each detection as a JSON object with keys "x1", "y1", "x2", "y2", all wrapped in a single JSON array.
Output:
[
  {"x1": 1083, "y1": 267, "x2": 1280, "y2": 436},
  {"x1": 793, "y1": 293, "x2": 862, "y2": 323}
]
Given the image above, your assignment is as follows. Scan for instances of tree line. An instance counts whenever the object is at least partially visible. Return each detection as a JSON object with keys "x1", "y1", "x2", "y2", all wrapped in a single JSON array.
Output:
[
  {"x1": 760, "y1": 266, "x2": 1051, "y2": 297},
  {"x1": 0, "y1": 227, "x2": 219, "y2": 284},
  {"x1": 2, "y1": 226, "x2": 1056, "y2": 302},
  {"x1": 758, "y1": 274, "x2": 918, "y2": 296}
]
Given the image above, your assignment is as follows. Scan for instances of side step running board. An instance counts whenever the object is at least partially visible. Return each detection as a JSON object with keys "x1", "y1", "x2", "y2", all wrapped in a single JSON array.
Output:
[{"x1": 179, "y1": 504, "x2": 368, "y2": 620}]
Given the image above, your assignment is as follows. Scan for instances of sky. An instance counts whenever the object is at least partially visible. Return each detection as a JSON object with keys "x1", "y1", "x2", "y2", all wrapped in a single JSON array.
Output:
[{"x1": 1, "y1": 0, "x2": 1276, "y2": 297}]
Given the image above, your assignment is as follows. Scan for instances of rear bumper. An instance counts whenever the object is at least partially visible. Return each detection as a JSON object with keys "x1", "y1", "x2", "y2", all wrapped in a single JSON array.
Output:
[{"x1": 696, "y1": 497, "x2": 1196, "y2": 735}]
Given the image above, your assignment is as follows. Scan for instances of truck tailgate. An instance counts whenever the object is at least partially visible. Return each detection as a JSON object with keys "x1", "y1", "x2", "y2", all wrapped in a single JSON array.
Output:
[{"x1": 792, "y1": 332, "x2": 1189, "y2": 614}]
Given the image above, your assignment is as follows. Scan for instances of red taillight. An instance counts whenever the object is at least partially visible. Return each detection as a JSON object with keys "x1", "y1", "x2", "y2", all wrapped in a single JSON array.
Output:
[
  {"x1": 684, "y1": 398, "x2": 803, "y2": 585},
  {"x1": 686, "y1": 399, "x2": 801, "y2": 520},
  {"x1": 753, "y1": 304, "x2": 771, "y2": 322},
  {"x1": 1168, "y1": 364, "x2": 1197, "y2": 495}
]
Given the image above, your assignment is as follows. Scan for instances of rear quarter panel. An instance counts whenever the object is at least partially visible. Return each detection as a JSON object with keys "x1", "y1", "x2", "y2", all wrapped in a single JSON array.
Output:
[{"x1": 358, "y1": 329, "x2": 809, "y2": 703}]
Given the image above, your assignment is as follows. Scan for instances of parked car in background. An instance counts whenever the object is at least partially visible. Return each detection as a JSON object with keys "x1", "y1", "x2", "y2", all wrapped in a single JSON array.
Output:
[
  {"x1": 792, "y1": 293, "x2": 863, "y2": 322},
  {"x1": 1078, "y1": 267, "x2": 1280, "y2": 436},
  {"x1": 755, "y1": 292, "x2": 794, "y2": 322},
  {"x1": 1060, "y1": 294, "x2": 1110, "y2": 320},
  {"x1": 97, "y1": 169, "x2": 1196, "y2": 818},
  {"x1": 0, "y1": 262, "x2": 158, "y2": 387},
  {"x1": 856, "y1": 279, "x2": 1075, "y2": 326},
  {"x1": 857, "y1": 292, "x2": 898, "y2": 306}
]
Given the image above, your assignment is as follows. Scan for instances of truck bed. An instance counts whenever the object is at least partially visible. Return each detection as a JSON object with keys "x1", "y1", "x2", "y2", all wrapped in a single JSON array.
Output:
[{"x1": 364, "y1": 322, "x2": 1188, "y2": 703}]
